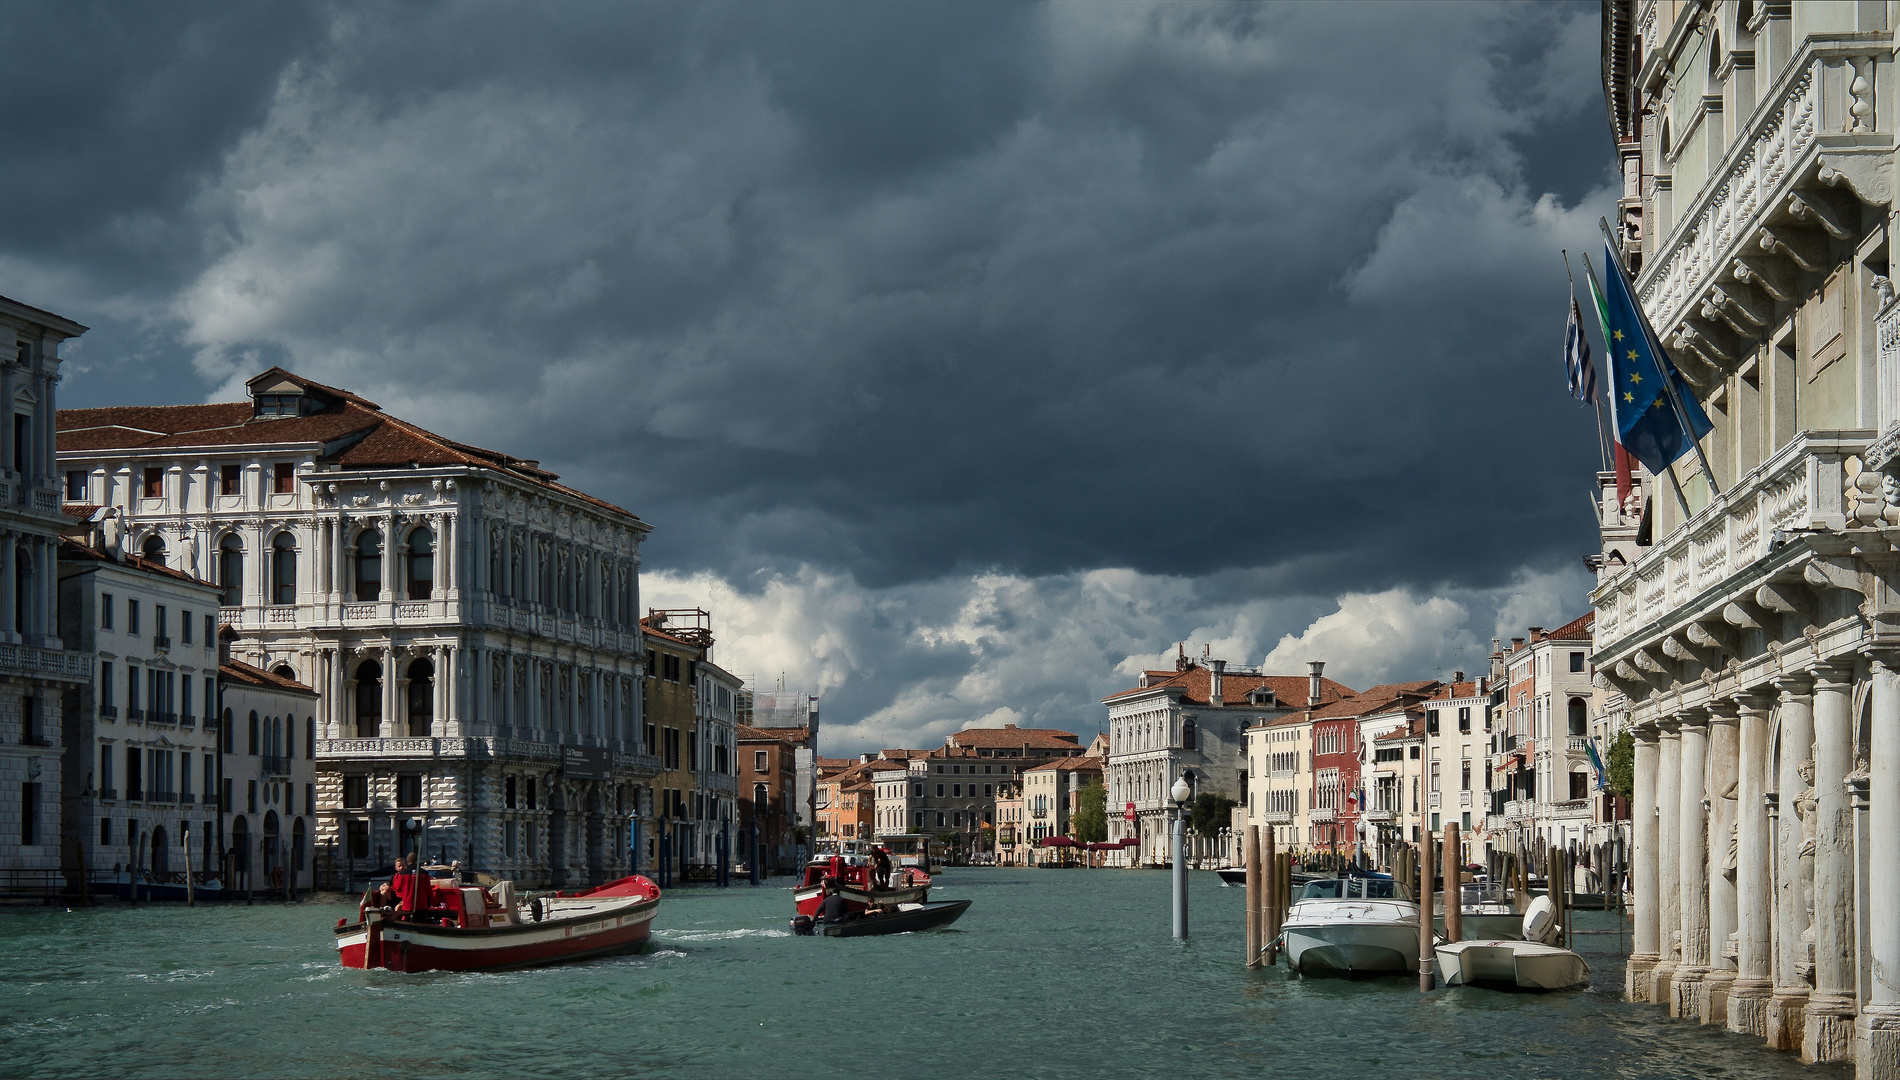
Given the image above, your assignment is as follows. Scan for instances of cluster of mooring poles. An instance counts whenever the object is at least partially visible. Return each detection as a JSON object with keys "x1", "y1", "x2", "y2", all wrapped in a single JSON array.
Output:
[{"x1": 1242, "y1": 825, "x2": 1294, "y2": 967}]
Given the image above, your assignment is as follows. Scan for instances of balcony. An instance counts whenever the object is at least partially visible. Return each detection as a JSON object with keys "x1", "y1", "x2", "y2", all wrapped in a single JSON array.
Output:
[
  {"x1": 1264, "y1": 810, "x2": 1293, "y2": 825},
  {"x1": 1567, "y1": 736, "x2": 1590, "y2": 755},
  {"x1": 97, "y1": 788, "x2": 117, "y2": 801},
  {"x1": 150, "y1": 790, "x2": 176, "y2": 803},
  {"x1": 1310, "y1": 807, "x2": 1336, "y2": 823},
  {"x1": 1635, "y1": 41, "x2": 1892, "y2": 357},
  {"x1": 263, "y1": 756, "x2": 291, "y2": 777},
  {"x1": 179, "y1": 793, "x2": 196, "y2": 805},
  {"x1": 152, "y1": 635, "x2": 171, "y2": 651},
  {"x1": 1362, "y1": 808, "x2": 1395, "y2": 823},
  {"x1": 148, "y1": 712, "x2": 175, "y2": 727},
  {"x1": 0, "y1": 642, "x2": 91, "y2": 683},
  {"x1": 126, "y1": 708, "x2": 144, "y2": 722},
  {"x1": 1428, "y1": 791, "x2": 1440, "y2": 808},
  {"x1": 98, "y1": 705, "x2": 117, "y2": 720},
  {"x1": 1459, "y1": 791, "x2": 1472, "y2": 807}
]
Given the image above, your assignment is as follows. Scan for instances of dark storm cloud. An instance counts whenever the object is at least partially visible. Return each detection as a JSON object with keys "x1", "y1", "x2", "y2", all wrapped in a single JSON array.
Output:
[{"x1": 5, "y1": 2, "x2": 1616, "y2": 744}]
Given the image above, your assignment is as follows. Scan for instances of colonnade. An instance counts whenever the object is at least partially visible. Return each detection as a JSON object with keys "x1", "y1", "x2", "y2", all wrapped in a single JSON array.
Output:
[{"x1": 1625, "y1": 659, "x2": 1900, "y2": 1071}]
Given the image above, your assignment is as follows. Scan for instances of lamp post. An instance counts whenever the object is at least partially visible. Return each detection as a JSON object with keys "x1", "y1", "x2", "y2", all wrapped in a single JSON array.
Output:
[{"x1": 1171, "y1": 775, "x2": 1191, "y2": 940}]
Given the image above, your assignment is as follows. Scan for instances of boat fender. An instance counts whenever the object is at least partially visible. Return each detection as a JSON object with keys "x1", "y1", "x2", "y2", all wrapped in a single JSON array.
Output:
[
  {"x1": 1522, "y1": 895, "x2": 1558, "y2": 944},
  {"x1": 530, "y1": 897, "x2": 544, "y2": 923}
]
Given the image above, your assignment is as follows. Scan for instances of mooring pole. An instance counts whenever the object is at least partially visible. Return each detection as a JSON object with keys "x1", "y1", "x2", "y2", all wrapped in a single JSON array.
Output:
[
  {"x1": 1245, "y1": 825, "x2": 1261, "y2": 968},
  {"x1": 1419, "y1": 829, "x2": 1435, "y2": 992},
  {"x1": 1263, "y1": 827, "x2": 1279, "y2": 964},
  {"x1": 1443, "y1": 822, "x2": 1461, "y2": 943},
  {"x1": 1171, "y1": 800, "x2": 1188, "y2": 940}
]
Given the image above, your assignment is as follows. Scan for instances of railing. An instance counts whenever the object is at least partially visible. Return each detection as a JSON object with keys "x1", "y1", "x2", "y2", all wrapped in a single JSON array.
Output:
[
  {"x1": 0, "y1": 642, "x2": 92, "y2": 682},
  {"x1": 1637, "y1": 42, "x2": 1889, "y2": 342},
  {"x1": 263, "y1": 755, "x2": 291, "y2": 777},
  {"x1": 1428, "y1": 791, "x2": 1440, "y2": 808},
  {"x1": 152, "y1": 635, "x2": 170, "y2": 650},
  {"x1": 98, "y1": 705, "x2": 117, "y2": 720},
  {"x1": 1459, "y1": 791, "x2": 1472, "y2": 807},
  {"x1": 98, "y1": 788, "x2": 117, "y2": 801},
  {"x1": 1592, "y1": 430, "x2": 1871, "y2": 648},
  {"x1": 30, "y1": 487, "x2": 57, "y2": 513},
  {"x1": 179, "y1": 793, "x2": 196, "y2": 804},
  {"x1": 1362, "y1": 808, "x2": 1395, "y2": 823},
  {"x1": 180, "y1": 714, "x2": 195, "y2": 729},
  {"x1": 150, "y1": 790, "x2": 176, "y2": 803},
  {"x1": 1567, "y1": 736, "x2": 1590, "y2": 754},
  {"x1": 1264, "y1": 810, "x2": 1293, "y2": 824},
  {"x1": 217, "y1": 609, "x2": 237, "y2": 626},
  {"x1": 1310, "y1": 807, "x2": 1336, "y2": 823},
  {"x1": 147, "y1": 712, "x2": 174, "y2": 727},
  {"x1": 126, "y1": 708, "x2": 145, "y2": 722}
]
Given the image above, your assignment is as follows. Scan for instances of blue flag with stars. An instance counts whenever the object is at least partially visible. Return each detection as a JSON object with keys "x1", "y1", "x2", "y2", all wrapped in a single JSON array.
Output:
[{"x1": 1597, "y1": 240, "x2": 1712, "y2": 475}]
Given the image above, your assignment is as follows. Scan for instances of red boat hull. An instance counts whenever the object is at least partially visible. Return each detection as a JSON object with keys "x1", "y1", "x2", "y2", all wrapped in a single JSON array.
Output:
[{"x1": 337, "y1": 875, "x2": 660, "y2": 973}]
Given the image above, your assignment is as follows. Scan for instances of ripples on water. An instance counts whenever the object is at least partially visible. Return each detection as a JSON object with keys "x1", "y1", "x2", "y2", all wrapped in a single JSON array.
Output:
[{"x1": 0, "y1": 870, "x2": 1850, "y2": 1079}]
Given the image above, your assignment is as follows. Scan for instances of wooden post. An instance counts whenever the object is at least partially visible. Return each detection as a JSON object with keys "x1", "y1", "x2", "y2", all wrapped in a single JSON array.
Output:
[
  {"x1": 1245, "y1": 825, "x2": 1261, "y2": 968},
  {"x1": 1261, "y1": 827, "x2": 1277, "y2": 964},
  {"x1": 184, "y1": 829, "x2": 195, "y2": 908},
  {"x1": 1443, "y1": 822, "x2": 1461, "y2": 943},
  {"x1": 1548, "y1": 845, "x2": 1564, "y2": 948},
  {"x1": 1419, "y1": 830, "x2": 1435, "y2": 991}
]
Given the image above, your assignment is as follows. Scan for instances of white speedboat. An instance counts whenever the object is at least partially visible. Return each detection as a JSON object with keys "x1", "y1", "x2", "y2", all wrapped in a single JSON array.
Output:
[
  {"x1": 1434, "y1": 896, "x2": 1589, "y2": 990},
  {"x1": 1434, "y1": 880, "x2": 1523, "y2": 940},
  {"x1": 1279, "y1": 876, "x2": 1420, "y2": 977}
]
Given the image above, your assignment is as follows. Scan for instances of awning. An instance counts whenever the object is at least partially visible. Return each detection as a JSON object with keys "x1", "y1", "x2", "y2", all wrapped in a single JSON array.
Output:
[{"x1": 1038, "y1": 836, "x2": 1080, "y2": 848}]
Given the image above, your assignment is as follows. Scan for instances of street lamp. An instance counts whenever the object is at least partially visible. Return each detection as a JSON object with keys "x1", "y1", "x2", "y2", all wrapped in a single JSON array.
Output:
[{"x1": 1170, "y1": 774, "x2": 1191, "y2": 940}]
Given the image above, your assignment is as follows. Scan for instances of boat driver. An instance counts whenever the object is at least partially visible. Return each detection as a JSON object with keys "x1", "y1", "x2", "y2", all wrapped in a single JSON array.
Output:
[
  {"x1": 871, "y1": 847, "x2": 892, "y2": 891},
  {"x1": 817, "y1": 877, "x2": 851, "y2": 923}
]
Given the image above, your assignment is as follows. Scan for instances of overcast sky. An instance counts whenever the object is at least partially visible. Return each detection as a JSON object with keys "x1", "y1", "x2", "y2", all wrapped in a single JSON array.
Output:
[{"x1": 4, "y1": 1, "x2": 1616, "y2": 753}]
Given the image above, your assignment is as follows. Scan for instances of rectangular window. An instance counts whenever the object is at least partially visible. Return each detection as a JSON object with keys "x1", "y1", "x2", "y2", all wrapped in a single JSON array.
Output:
[
  {"x1": 182, "y1": 612, "x2": 192, "y2": 644},
  {"x1": 181, "y1": 678, "x2": 192, "y2": 720},
  {"x1": 346, "y1": 820, "x2": 369, "y2": 860},
  {"x1": 126, "y1": 666, "x2": 140, "y2": 719},
  {"x1": 154, "y1": 605, "x2": 167, "y2": 644},
  {"x1": 526, "y1": 778, "x2": 536, "y2": 810},
  {"x1": 65, "y1": 470, "x2": 85, "y2": 501},
  {"x1": 1458, "y1": 706, "x2": 1471, "y2": 733},
  {"x1": 273, "y1": 462, "x2": 296, "y2": 495},
  {"x1": 99, "y1": 662, "x2": 114, "y2": 713},
  {"x1": 100, "y1": 817, "x2": 112, "y2": 845},
  {"x1": 101, "y1": 594, "x2": 113, "y2": 629},
  {"x1": 754, "y1": 750, "x2": 768, "y2": 773},
  {"x1": 11, "y1": 415, "x2": 27, "y2": 477},
  {"x1": 204, "y1": 616, "x2": 213, "y2": 647},
  {"x1": 1569, "y1": 652, "x2": 1585, "y2": 673},
  {"x1": 179, "y1": 755, "x2": 191, "y2": 800},
  {"x1": 936, "y1": 784, "x2": 945, "y2": 797},
  {"x1": 203, "y1": 754, "x2": 213, "y2": 800},
  {"x1": 343, "y1": 776, "x2": 368, "y2": 808},
  {"x1": 142, "y1": 467, "x2": 163, "y2": 499},
  {"x1": 204, "y1": 678, "x2": 214, "y2": 721},
  {"x1": 247, "y1": 779, "x2": 257, "y2": 814},
  {"x1": 126, "y1": 746, "x2": 142, "y2": 799},
  {"x1": 220, "y1": 464, "x2": 241, "y2": 496},
  {"x1": 397, "y1": 775, "x2": 422, "y2": 807},
  {"x1": 127, "y1": 600, "x2": 140, "y2": 635},
  {"x1": 19, "y1": 783, "x2": 37, "y2": 845}
]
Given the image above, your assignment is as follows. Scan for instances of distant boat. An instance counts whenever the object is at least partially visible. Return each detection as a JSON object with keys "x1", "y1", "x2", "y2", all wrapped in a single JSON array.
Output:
[
  {"x1": 109, "y1": 872, "x2": 224, "y2": 903},
  {"x1": 334, "y1": 875, "x2": 660, "y2": 973},
  {"x1": 1435, "y1": 880, "x2": 1524, "y2": 940},
  {"x1": 1278, "y1": 876, "x2": 1420, "y2": 977}
]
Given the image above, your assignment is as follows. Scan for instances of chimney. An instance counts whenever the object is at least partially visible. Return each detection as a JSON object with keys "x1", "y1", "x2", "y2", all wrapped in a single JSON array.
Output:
[
  {"x1": 1209, "y1": 659, "x2": 1226, "y2": 704},
  {"x1": 1308, "y1": 661, "x2": 1325, "y2": 705},
  {"x1": 1511, "y1": 636, "x2": 1525, "y2": 652},
  {"x1": 1477, "y1": 675, "x2": 1489, "y2": 695},
  {"x1": 1453, "y1": 670, "x2": 1465, "y2": 684},
  {"x1": 1528, "y1": 626, "x2": 1545, "y2": 641}
]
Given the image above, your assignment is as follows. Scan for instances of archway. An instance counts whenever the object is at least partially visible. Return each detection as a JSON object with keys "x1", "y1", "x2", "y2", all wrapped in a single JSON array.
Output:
[
  {"x1": 292, "y1": 817, "x2": 306, "y2": 874},
  {"x1": 406, "y1": 657, "x2": 434, "y2": 737},
  {"x1": 1567, "y1": 697, "x2": 1588, "y2": 737},
  {"x1": 262, "y1": 811, "x2": 281, "y2": 886},
  {"x1": 230, "y1": 815, "x2": 250, "y2": 877},
  {"x1": 150, "y1": 824, "x2": 169, "y2": 877},
  {"x1": 355, "y1": 661, "x2": 382, "y2": 738},
  {"x1": 141, "y1": 534, "x2": 167, "y2": 565}
]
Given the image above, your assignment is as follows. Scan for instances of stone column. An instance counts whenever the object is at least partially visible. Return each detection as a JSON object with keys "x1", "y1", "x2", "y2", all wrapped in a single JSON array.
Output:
[
  {"x1": 1630, "y1": 725, "x2": 1662, "y2": 1001},
  {"x1": 381, "y1": 644, "x2": 398, "y2": 738},
  {"x1": 1805, "y1": 662, "x2": 1857, "y2": 1064},
  {"x1": 1652, "y1": 719, "x2": 1683, "y2": 1006},
  {"x1": 1730, "y1": 690, "x2": 1775, "y2": 1035},
  {"x1": 1702, "y1": 701, "x2": 1740, "y2": 1024},
  {"x1": 1861, "y1": 654, "x2": 1900, "y2": 1078},
  {"x1": 433, "y1": 644, "x2": 448, "y2": 737},
  {"x1": 1674, "y1": 711, "x2": 1711, "y2": 1019},
  {"x1": 1769, "y1": 674, "x2": 1814, "y2": 1050},
  {"x1": 381, "y1": 510, "x2": 397, "y2": 602}
]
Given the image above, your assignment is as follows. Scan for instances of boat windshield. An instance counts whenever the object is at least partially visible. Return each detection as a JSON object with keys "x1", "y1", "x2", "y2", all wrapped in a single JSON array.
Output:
[{"x1": 1299, "y1": 877, "x2": 1406, "y2": 900}]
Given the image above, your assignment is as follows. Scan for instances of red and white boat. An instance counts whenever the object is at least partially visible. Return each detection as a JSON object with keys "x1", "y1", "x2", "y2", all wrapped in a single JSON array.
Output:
[
  {"x1": 794, "y1": 853, "x2": 930, "y2": 918},
  {"x1": 335, "y1": 875, "x2": 662, "y2": 973}
]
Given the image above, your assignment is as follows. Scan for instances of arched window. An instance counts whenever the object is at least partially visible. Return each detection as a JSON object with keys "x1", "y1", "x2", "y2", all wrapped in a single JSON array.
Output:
[
  {"x1": 406, "y1": 528, "x2": 433, "y2": 601},
  {"x1": 141, "y1": 535, "x2": 167, "y2": 565},
  {"x1": 1567, "y1": 697, "x2": 1588, "y2": 737},
  {"x1": 247, "y1": 710, "x2": 259, "y2": 755},
  {"x1": 355, "y1": 660, "x2": 382, "y2": 738},
  {"x1": 219, "y1": 535, "x2": 244, "y2": 607},
  {"x1": 355, "y1": 531, "x2": 382, "y2": 602},
  {"x1": 271, "y1": 533, "x2": 297, "y2": 606},
  {"x1": 407, "y1": 657, "x2": 434, "y2": 737},
  {"x1": 273, "y1": 664, "x2": 296, "y2": 681},
  {"x1": 284, "y1": 714, "x2": 295, "y2": 759}
]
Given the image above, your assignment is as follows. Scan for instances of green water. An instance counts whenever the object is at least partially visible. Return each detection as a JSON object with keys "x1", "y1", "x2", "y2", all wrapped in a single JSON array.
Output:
[{"x1": 0, "y1": 869, "x2": 1849, "y2": 1079}]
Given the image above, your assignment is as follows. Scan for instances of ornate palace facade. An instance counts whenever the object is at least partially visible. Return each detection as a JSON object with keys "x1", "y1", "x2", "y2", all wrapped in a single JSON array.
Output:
[{"x1": 57, "y1": 367, "x2": 658, "y2": 887}]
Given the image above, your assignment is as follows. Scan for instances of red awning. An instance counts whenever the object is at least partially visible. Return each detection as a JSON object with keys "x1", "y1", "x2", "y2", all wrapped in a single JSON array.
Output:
[{"x1": 1038, "y1": 836, "x2": 1080, "y2": 848}]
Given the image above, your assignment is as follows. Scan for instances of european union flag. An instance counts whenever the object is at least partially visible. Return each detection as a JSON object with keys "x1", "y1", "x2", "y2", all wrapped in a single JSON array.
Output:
[{"x1": 1595, "y1": 240, "x2": 1712, "y2": 475}]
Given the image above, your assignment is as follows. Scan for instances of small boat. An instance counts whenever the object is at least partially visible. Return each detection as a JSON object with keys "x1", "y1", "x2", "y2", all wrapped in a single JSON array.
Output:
[
  {"x1": 1278, "y1": 876, "x2": 1420, "y2": 977},
  {"x1": 334, "y1": 875, "x2": 661, "y2": 973},
  {"x1": 1216, "y1": 867, "x2": 1246, "y2": 886},
  {"x1": 792, "y1": 899, "x2": 973, "y2": 937},
  {"x1": 1434, "y1": 880, "x2": 1523, "y2": 940},
  {"x1": 793, "y1": 852, "x2": 929, "y2": 919},
  {"x1": 110, "y1": 871, "x2": 224, "y2": 902},
  {"x1": 1435, "y1": 897, "x2": 1589, "y2": 990}
]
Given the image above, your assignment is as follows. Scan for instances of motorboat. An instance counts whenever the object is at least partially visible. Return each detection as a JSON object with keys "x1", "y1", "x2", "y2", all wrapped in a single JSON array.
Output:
[
  {"x1": 1435, "y1": 896, "x2": 1589, "y2": 990},
  {"x1": 1434, "y1": 880, "x2": 1523, "y2": 940},
  {"x1": 1278, "y1": 876, "x2": 1420, "y2": 977},
  {"x1": 334, "y1": 875, "x2": 661, "y2": 973},
  {"x1": 791, "y1": 899, "x2": 973, "y2": 937},
  {"x1": 793, "y1": 853, "x2": 930, "y2": 919}
]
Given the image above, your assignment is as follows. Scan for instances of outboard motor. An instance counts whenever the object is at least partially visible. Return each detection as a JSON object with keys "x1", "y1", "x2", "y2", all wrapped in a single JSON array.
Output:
[
  {"x1": 790, "y1": 914, "x2": 815, "y2": 936},
  {"x1": 1521, "y1": 895, "x2": 1559, "y2": 944}
]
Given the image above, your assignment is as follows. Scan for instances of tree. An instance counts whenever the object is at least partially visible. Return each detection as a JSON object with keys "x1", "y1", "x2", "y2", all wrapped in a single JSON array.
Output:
[
  {"x1": 1072, "y1": 781, "x2": 1108, "y2": 843},
  {"x1": 1607, "y1": 729, "x2": 1634, "y2": 801},
  {"x1": 1189, "y1": 792, "x2": 1237, "y2": 839}
]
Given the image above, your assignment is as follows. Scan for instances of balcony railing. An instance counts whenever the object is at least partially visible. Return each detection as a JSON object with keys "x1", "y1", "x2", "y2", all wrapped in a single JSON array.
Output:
[
  {"x1": 98, "y1": 788, "x2": 117, "y2": 801},
  {"x1": 1310, "y1": 807, "x2": 1336, "y2": 823},
  {"x1": 0, "y1": 642, "x2": 91, "y2": 683},
  {"x1": 1567, "y1": 736, "x2": 1590, "y2": 754},
  {"x1": 98, "y1": 705, "x2": 117, "y2": 720},
  {"x1": 150, "y1": 790, "x2": 176, "y2": 803},
  {"x1": 148, "y1": 712, "x2": 175, "y2": 727},
  {"x1": 263, "y1": 755, "x2": 291, "y2": 777},
  {"x1": 1593, "y1": 430, "x2": 1871, "y2": 650},
  {"x1": 126, "y1": 708, "x2": 144, "y2": 722}
]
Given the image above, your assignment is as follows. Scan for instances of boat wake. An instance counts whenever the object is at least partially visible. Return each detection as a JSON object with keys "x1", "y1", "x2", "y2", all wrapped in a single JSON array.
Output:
[{"x1": 659, "y1": 928, "x2": 791, "y2": 942}]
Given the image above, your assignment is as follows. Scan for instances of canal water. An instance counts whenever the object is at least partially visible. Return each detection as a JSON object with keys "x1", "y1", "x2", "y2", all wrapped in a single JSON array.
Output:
[{"x1": 0, "y1": 869, "x2": 1849, "y2": 1079}]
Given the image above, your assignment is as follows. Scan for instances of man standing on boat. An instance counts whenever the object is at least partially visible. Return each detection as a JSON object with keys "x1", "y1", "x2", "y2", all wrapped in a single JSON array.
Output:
[{"x1": 871, "y1": 847, "x2": 893, "y2": 891}]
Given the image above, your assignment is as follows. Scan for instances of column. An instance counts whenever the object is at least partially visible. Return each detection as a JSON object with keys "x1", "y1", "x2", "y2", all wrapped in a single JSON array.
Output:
[
  {"x1": 381, "y1": 644, "x2": 398, "y2": 738},
  {"x1": 1730, "y1": 690, "x2": 1774, "y2": 1036},
  {"x1": 333, "y1": 513, "x2": 348, "y2": 604},
  {"x1": 1702, "y1": 701, "x2": 1739, "y2": 1024},
  {"x1": 433, "y1": 644, "x2": 448, "y2": 737},
  {"x1": 1673, "y1": 712, "x2": 1710, "y2": 1019},
  {"x1": 1651, "y1": 719, "x2": 1682, "y2": 1006},
  {"x1": 1861, "y1": 655, "x2": 1900, "y2": 1078},
  {"x1": 0, "y1": 531, "x2": 14, "y2": 639},
  {"x1": 1804, "y1": 663, "x2": 1856, "y2": 1064},
  {"x1": 1769, "y1": 675, "x2": 1814, "y2": 1050}
]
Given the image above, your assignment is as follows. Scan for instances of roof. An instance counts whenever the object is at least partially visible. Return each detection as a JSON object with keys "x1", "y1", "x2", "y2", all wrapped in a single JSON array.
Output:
[
  {"x1": 1376, "y1": 717, "x2": 1428, "y2": 742},
  {"x1": 640, "y1": 621, "x2": 702, "y2": 652},
  {"x1": 943, "y1": 725, "x2": 1079, "y2": 750},
  {"x1": 1303, "y1": 681, "x2": 1440, "y2": 721},
  {"x1": 737, "y1": 724, "x2": 797, "y2": 744},
  {"x1": 1423, "y1": 682, "x2": 1482, "y2": 703},
  {"x1": 57, "y1": 537, "x2": 214, "y2": 588},
  {"x1": 220, "y1": 658, "x2": 318, "y2": 697},
  {"x1": 1540, "y1": 612, "x2": 1595, "y2": 643},
  {"x1": 749, "y1": 725, "x2": 813, "y2": 745},
  {"x1": 0, "y1": 293, "x2": 87, "y2": 338},
  {"x1": 1103, "y1": 666, "x2": 1356, "y2": 708},
  {"x1": 57, "y1": 366, "x2": 642, "y2": 522},
  {"x1": 1025, "y1": 754, "x2": 1106, "y2": 774}
]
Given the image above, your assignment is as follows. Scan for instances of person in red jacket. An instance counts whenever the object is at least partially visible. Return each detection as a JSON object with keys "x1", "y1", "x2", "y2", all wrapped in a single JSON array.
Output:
[{"x1": 389, "y1": 855, "x2": 434, "y2": 915}]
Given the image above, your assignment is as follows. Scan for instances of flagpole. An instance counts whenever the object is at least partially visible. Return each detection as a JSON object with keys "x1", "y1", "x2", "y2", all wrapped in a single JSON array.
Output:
[
  {"x1": 1564, "y1": 249, "x2": 1611, "y2": 473},
  {"x1": 1599, "y1": 217, "x2": 1722, "y2": 499},
  {"x1": 1581, "y1": 252, "x2": 1690, "y2": 520}
]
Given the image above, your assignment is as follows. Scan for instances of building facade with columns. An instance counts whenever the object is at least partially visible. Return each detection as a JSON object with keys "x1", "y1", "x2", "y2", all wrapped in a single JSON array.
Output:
[
  {"x1": 0, "y1": 295, "x2": 92, "y2": 893},
  {"x1": 56, "y1": 367, "x2": 658, "y2": 888},
  {"x1": 1597, "y1": 2, "x2": 1900, "y2": 1071}
]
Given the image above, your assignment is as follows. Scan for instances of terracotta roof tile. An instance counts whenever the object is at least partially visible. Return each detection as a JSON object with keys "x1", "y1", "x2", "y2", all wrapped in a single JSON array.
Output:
[
  {"x1": 58, "y1": 537, "x2": 211, "y2": 587},
  {"x1": 1025, "y1": 754, "x2": 1106, "y2": 773},
  {"x1": 220, "y1": 658, "x2": 318, "y2": 696},
  {"x1": 943, "y1": 727, "x2": 1079, "y2": 749},
  {"x1": 1105, "y1": 666, "x2": 1356, "y2": 708},
  {"x1": 1305, "y1": 680, "x2": 1440, "y2": 721}
]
